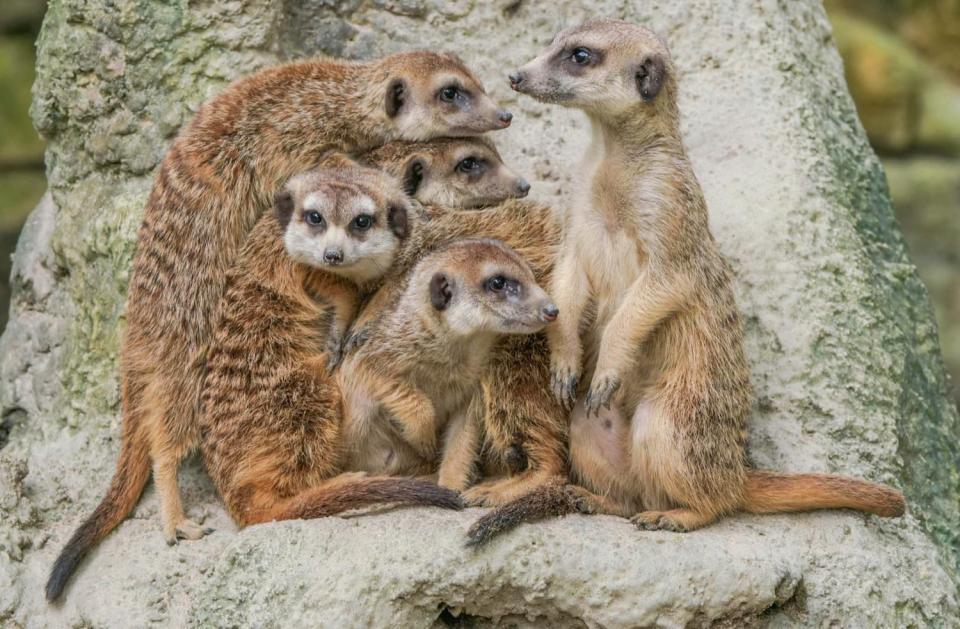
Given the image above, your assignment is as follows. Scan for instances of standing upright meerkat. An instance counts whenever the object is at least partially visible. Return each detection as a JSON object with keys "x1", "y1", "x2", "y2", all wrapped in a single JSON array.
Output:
[
  {"x1": 468, "y1": 19, "x2": 905, "y2": 543},
  {"x1": 46, "y1": 51, "x2": 512, "y2": 602},
  {"x1": 338, "y1": 238, "x2": 558, "y2": 493}
]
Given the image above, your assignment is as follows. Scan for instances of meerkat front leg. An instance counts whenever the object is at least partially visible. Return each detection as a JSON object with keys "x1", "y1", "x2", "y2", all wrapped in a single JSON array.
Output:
[
  {"x1": 350, "y1": 361, "x2": 439, "y2": 461},
  {"x1": 319, "y1": 281, "x2": 360, "y2": 371},
  {"x1": 437, "y1": 408, "x2": 480, "y2": 492},
  {"x1": 585, "y1": 271, "x2": 689, "y2": 415},
  {"x1": 546, "y1": 248, "x2": 591, "y2": 409},
  {"x1": 343, "y1": 285, "x2": 397, "y2": 355}
]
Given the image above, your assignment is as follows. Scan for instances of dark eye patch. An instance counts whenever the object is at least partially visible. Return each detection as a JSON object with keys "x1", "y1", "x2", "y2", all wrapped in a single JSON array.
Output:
[
  {"x1": 438, "y1": 83, "x2": 471, "y2": 106},
  {"x1": 304, "y1": 210, "x2": 324, "y2": 227},
  {"x1": 456, "y1": 156, "x2": 486, "y2": 175},
  {"x1": 484, "y1": 275, "x2": 521, "y2": 296},
  {"x1": 350, "y1": 214, "x2": 374, "y2": 231},
  {"x1": 485, "y1": 275, "x2": 506, "y2": 292},
  {"x1": 558, "y1": 45, "x2": 604, "y2": 74}
]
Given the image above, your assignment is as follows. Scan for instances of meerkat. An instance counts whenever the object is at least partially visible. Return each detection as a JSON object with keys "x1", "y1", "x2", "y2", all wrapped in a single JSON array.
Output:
[
  {"x1": 45, "y1": 50, "x2": 513, "y2": 603},
  {"x1": 199, "y1": 162, "x2": 468, "y2": 528},
  {"x1": 344, "y1": 199, "x2": 569, "y2": 505},
  {"x1": 467, "y1": 19, "x2": 905, "y2": 544},
  {"x1": 337, "y1": 238, "x2": 558, "y2": 495}
]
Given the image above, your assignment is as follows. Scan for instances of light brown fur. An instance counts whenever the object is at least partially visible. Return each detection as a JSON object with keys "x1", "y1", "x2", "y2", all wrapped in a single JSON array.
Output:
[
  {"x1": 46, "y1": 53, "x2": 510, "y2": 601},
  {"x1": 470, "y1": 19, "x2": 905, "y2": 542},
  {"x1": 338, "y1": 239, "x2": 558, "y2": 494}
]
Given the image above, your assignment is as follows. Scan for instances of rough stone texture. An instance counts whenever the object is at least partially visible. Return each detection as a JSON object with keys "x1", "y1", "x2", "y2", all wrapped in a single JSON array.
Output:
[{"x1": 2, "y1": 0, "x2": 959, "y2": 626}]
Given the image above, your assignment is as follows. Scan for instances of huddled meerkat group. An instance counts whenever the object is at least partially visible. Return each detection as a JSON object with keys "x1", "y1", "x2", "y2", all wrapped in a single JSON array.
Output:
[{"x1": 46, "y1": 18, "x2": 906, "y2": 602}]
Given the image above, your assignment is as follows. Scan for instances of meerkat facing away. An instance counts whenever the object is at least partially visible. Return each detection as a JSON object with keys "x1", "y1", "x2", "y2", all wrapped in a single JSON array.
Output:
[
  {"x1": 467, "y1": 19, "x2": 904, "y2": 544},
  {"x1": 344, "y1": 199, "x2": 568, "y2": 505},
  {"x1": 338, "y1": 238, "x2": 558, "y2": 494},
  {"x1": 45, "y1": 50, "x2": 513, "y2": 603}
]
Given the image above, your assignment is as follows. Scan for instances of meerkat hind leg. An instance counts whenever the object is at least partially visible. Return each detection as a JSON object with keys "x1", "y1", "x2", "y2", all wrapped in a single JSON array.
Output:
[{"x1": 153, "y1": 455, "x2": 212, "y2": 544}]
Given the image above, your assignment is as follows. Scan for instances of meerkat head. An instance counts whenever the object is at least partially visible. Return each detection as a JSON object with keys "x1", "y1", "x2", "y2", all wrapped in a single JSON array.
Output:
[
  {"x1": 379, "y1": 51, "x2": 513, "y2": 140},
  {"x1": 361, "y1": 137, "x2": 530, "y2": 209},
  {"x1": 420, "y1": 238, "x2": 558, "y2": 336},
  {"x1": 275, "y1": 157, "x2": 412, "y2": 284},
  {"x1": 508, "y1": 19, "x2": 676, "y2": 119}
]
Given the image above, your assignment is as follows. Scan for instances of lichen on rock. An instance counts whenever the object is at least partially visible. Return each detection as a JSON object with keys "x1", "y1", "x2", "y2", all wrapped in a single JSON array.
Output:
[{"x1": 1, "y1": 0, "x2": 958, "y2": 626}]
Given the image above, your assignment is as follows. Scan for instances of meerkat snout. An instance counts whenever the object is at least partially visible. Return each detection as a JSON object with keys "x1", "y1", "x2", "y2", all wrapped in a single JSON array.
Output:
[
  {"x1": 515, "y1": 178, "x2": 531, "y2": 197},
  {"x1": 497, "y1": 110, "x2": 513, "y2": 127},
  {"x1": 508, "y1": 71, "x2": 525, "y2": 90},
  {"x1": 541, "y1": 302, "x2": 559, "y2": 323},
  {"x1": 323, "y1": 248, "x2": 344, "y2": 265}
]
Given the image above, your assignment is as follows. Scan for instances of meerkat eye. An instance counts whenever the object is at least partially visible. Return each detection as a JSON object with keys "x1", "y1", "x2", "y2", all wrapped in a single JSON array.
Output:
[
  {"x1": 571, "y1": 47, "x2": 592, "y2": 65},
  {"x1": 485, "y1": 275, "x2": 507, "y2": 292},
  {"x1": 305, "y1": 211, "x2": 324, "y2": 226},
  {"x1": 351, "y1": 214, "x2": 374, "y2": 231},
  {"x1": 456, "y1": 157, "x2": 480, "y2": 173},
  {"x1": 439, "y1": 85, "x2": 460, "y2": 102}
]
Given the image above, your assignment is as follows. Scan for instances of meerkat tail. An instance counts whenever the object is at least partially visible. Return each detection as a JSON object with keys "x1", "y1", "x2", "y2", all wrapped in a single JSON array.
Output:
[
  {"x1": 268, "y1": 476, "x2": 464, "y2": 522},
  {"x1": 741, "y1": 469, "x2": 906, "y2": 518},
  {"x1": 465, "y1": 477, "x2": 583, "y2": 547},
  {"x1": 46, "y1": 424, "x2": 152, "y2": 602}
]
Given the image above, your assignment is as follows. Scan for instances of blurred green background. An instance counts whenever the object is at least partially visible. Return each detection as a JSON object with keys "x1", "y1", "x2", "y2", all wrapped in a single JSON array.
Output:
[
  {"x1": 0, "y1": 1, "x2": 957, "y2": 405},
  {"x1": 0, "y1": 0, "x2": 46, "y2": 334}
]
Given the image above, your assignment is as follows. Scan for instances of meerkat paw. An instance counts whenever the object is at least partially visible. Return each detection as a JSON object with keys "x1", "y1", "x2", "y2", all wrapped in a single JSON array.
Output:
[
  {"x1": 630, "y1": 508, "x2": 713, "y2": 532},
  {"x1": 630, "y1": 511, "x2": 679, "y2": 532},
  {"x1": 166, "y1": 518, "x2": 215, "y2": 545},
  {"x1": 342, "y1": 327, "x2": 370, "y2": 355},
  {"x1": 462, "y1": 481, "x2": 511, "y2": 507},
  {"x1": 584, "y1": 371, "x2": 621, "y2": 416},
  {"x1": 325, "y1": 337, "x2": 345, "y2": 372},
  {"x1": 549, "y1": 362, "x2": 580, "y2": 410},
  {"x1": 563, "y1": 485, "x2": 604, "y2": 514}
]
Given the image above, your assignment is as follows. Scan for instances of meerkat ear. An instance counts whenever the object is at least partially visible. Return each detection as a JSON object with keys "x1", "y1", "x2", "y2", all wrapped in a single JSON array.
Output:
[
  {"x1": 387, "y1": 202, "x2": 410, "y2": 239},
  {"x1": 402, "y1": 156, "x2": 426, "y2": 197},
  {"x1": 635, "y1": 54, "x2": 666, "y2": 102},
  {"x1": 385, "y1": 78, "x2": 406, "y2": 117},
  {"x1": 273, "y1": 189, "x2": 295, "y2": 228},
  {"x1": 429, "y1": 272, "x2": 453, "y2": 311}
]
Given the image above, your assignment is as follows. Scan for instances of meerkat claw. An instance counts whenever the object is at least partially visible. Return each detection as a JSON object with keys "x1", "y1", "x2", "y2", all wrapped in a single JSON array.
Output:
[
  {"x1": 585, "y1": 374, "x2": 620, "y2": 416},
  {"x1": 324, "y1": 336, "x2": 346, "y2": 373},
  {"x1": 343, "y1": 328, "x2": 369, "y2": 354},
  {"x1": 550, "y1": 368, "x2": 578, "y2": 410}
]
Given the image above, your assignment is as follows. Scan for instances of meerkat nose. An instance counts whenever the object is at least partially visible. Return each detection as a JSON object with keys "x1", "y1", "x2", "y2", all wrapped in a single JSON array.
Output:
[
  {"x1": 323, "y1": 248, "x2": 344, "y2": 265},
  {"x1": 541, "y1": 303, "x2": 559, "y2": 323},
  {"x1": 508, "y1": 72, "x2": 525, "y2": 90},
  {"x1": 497, "y1": 110, "x2": 513, "y2": 127},
  {"x1": 515, "y1": 179, "x2": 531, "y2": 196}
]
